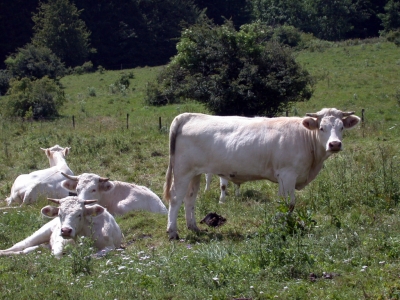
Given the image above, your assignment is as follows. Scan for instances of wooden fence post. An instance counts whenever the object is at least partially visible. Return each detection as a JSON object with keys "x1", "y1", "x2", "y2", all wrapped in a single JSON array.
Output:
[
  {"x1": 72, "y1": 115, "x2": 75, "y2": 129},
  {"x1": 159, "y1": 117, "x2": 162, "y2": 131},
  {"x1": 127, "y1": 113, "x2": 129, "y2": 130}
]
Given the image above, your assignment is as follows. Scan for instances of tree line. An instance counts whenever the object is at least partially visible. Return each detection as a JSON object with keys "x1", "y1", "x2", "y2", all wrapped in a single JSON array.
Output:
[
  {"x1": 0, "y1": 0, "x2": 399, "y2": 119},
  {"x1": 1, "y1": 0, "x2": 399, "y2": 70}
]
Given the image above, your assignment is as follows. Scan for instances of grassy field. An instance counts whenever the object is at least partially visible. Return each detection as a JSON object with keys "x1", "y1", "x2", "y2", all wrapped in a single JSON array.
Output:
[{"x1": 0, "y1": 40, "x2": 400, "y2": 299}]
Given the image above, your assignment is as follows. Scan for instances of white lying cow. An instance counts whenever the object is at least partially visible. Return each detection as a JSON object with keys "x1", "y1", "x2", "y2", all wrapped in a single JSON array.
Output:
[
  {"x1": 164, "y1": 108, "x2": 361, "y2": 239},
  {"x1": 204, "y1": 173, "x2": 240, "y2": 203},
  {"x1": 0, "y1": 196, "x2": 122, "y2": 258},
  {"x1": 6, "y1": 145, "x2": 74, "y2": 206},
  {"x1": 61, "y1": 173, "x2": 168, "y2": 216}
]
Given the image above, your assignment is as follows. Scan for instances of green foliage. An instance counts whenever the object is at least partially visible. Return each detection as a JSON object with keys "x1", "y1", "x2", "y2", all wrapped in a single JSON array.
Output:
[
  {"x1": 378, "y1": 0, "x2": 400, "y2": 33},
  {"x1": 4, "y1": 76, "x2": 65, "y2": 119},
  {"x1": 0, "y1": 69, "x2": 11, "y2": 95},
  {"x1": 385, "y1": 29, "x2": 400, "y2": 46},
  {"x1": 147, "y1": 19, "x2": 314, "y2": 116},
  {"x1": 32, "y1": 0, "x2": 93, "y2": 67},
  {"x1": 4, "y1": 43, "x2": 66, "y2": 80},
  {"x1": 250, "y1": 0, "x2": 376, "y2": 41}
]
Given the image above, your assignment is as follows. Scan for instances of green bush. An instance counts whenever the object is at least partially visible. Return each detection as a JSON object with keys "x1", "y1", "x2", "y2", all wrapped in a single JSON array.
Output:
[
  {"x1": 147, "y1": 19, "x2": 314, "y2": 116},
  {"x1": 5, "y1": 76, "x2": 66, "y2": 119},
  {"x1": 0, "y1": 69, "x2": 12, "y2": 95},
  {"x1": 386, "y1": 30, "x2": 400, "y2": 46},
  {"x1": 5, "y1": 44, "x2": 66, "y2": 80},
  {"x1": 272, "y1": 25, "x2": 303, "y2": 47}
]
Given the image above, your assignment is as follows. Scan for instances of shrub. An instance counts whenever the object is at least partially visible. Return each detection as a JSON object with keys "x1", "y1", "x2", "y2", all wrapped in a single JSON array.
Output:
[
  {"x1": 386, "y1": 30, "x2": 400, "y2": 46},
  {"x1": 0, "y1": 69, "x2": 12, "y2": 95},
  {"x1": 147, "y1": 19, "x2": 314, "y2": 117},
  {"x1": 5, "y1": 76, "x2": 65, "y2": 119},
  {"x1": 272, "y1": 25, "x2": 302, "y2": 47},
  {"x1": 5, "y1": 44, "x2": 66, "y2": 80}
]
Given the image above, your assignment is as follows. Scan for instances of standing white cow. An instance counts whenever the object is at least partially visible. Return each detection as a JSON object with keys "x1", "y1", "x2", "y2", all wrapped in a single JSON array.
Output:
[
  {"x1": 60, "y1": 173, "x2": 168, "y2": 216},
  {"x1": 0, "y1": 196, "x2": 122, "y2": 258},
  {"x1": 6, "y1": 145, "x2": 74, "y2": 206},
  {"x1": 164, "y1": 108, "x2": 361, "y2": 239},
  {"x1": 204, "y1": 173, "x2": 240, "y2": 203}
]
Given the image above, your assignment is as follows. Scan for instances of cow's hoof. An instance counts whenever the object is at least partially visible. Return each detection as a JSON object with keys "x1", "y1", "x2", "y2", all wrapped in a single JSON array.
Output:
[{"x1": 168, "y1": 232, "x2": 180, "y2": 240}]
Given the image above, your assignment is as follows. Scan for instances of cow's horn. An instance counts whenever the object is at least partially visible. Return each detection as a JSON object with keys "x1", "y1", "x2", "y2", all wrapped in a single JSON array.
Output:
[
  {"x1": 40, "y1": 147, "x2": 47, "y2": 151},
  {"x1": 83, "y1": 200, "x2": 98, "y2": 204},
  {"x1": 305, "y1": 113, "x2": 318, "y2": 118},
  {"x1": 61, "y1": 172, "x2": 79, "y2": 181},
  {"x1": 99, "y1": 177, "x2": 109, "y2": 182},
  {"x1": 342, "y1": 111, "x2": 355, "y2": 117},
  {"x1": 47, "y1": 198, "x2": 61, "y2": 204}
]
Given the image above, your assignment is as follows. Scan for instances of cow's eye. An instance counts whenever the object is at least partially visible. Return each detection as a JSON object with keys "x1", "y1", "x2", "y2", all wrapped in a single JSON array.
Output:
[
  {"x1": 92, "y1": 189, "x2": 96, "y2": 193},
  {"x1": 319, "y1": 127, "x2": 324, "y2": 131}
]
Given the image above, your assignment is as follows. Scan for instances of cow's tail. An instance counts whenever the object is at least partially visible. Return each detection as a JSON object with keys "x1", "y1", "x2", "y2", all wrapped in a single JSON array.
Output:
[{"x1": 163, "y1": 115, "x2": 182, "y2": 202}]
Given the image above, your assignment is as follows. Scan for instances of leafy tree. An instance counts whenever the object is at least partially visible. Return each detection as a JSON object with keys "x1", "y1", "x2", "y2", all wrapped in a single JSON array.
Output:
[
  {"x1": 0, "y1": 0, "x2": 39, "y2": 69},
  {"x1": 5, "y1": 76, "x2": 65, "y2": 119},
  {"x1": 379, "y1": 0, "x2": 400, "y2": 32},
  {"x1": 250, "y1": 0, "x2": 381, "y2": 40},
  {"x1": 5, "y1": 44, "x2": 66, "y2": 80},
  {"x1": 0, "y1": 69, "x2": 12, "y2": 95},
  {"x1": 146, "y1": 19, "x2": 314, "y2": 117},
  {"x1": 77, "y1": 0, "x2": 200, "y2": 69},
  {"x1": 32, "y1": 0, "x2": 93, "y2": 67}
]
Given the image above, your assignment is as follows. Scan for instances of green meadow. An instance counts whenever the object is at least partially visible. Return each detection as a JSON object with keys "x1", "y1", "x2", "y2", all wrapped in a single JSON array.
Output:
[{"x1": 0, "y1": 39, "x2": 400, "y2": 299}]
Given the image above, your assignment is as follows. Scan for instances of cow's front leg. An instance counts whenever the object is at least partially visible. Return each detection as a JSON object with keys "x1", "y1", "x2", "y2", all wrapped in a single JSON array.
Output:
[
  {"x1": 277, "y1": 171, "x2": 297, "y2": 211},
  {"x1": 184, "y1": 175, "x2": 201, "y2": 232}
]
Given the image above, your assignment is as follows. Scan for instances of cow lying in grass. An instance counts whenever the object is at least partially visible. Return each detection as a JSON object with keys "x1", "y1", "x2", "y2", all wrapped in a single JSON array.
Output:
[
  {"x1": 61, "y1": 172, "x2": 168, "y2": 216},
  {"x1": 6, "y1": 145, "x2": 74, "y2": 206},
  {"x1": 0, "y1": 196, "x2": 122, "y2": 258}
]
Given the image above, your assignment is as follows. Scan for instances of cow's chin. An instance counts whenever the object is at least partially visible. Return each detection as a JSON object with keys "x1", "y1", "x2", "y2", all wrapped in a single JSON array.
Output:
[
  {"x1": 60, "y1": 234, "x2": 74, "y2": 239},
  {"x1": 327, "y1": 149, "x2": 341, "y2": 154}
]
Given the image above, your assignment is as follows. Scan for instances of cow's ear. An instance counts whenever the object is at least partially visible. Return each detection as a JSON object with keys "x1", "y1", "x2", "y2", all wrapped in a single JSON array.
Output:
[
  {"x1": 99, "y1": 181, "x2": 114, "y2": 192},
  {"x1": 45, "y1": 149, "x2": 52, "y2": 158},
  {"x1": 343, "y1": 115, "x2": 361, "y2": 129},
  {"x1": 63, "y1": 147, "x2": 70, "y2": 156},
  {"x1": 302, "y1": 117, "x2": 318, "y2": 130},
  {"x1": 41, "y1": 206, "x2": 59, "y2": 218},
  {"x1": 62, "y1": 179, "x2": 78, "y2": 191},
  {"x1": 85, "y1": 204, "x2": 104, "y2": 217}
]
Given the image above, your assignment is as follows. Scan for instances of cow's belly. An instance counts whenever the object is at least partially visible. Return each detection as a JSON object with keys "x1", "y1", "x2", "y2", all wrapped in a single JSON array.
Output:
[{"x1": 217, "y1": 173, "x2": 273, "y2": 185}]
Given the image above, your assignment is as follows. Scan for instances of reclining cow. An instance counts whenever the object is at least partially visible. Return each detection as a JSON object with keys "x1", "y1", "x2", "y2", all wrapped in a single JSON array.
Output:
[
  {"x1": 164, "y1": 108, "x2": 361, "y2": 239},
  {"x1": 61, "y1": 172, "x2": 168, "y2": 216},
  {"x1": 6, "y1": 145, "x2": 74, "y2": 206},
  {"x1": 0, "y1": 196, "x2": 122, "y2": 258}
]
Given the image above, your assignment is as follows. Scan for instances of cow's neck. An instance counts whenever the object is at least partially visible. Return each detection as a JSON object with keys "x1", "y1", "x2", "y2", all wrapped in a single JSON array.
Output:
[
  {"x1": 49, "y1": 153, "x2": 67, "y2": 168},
  {"x1": 306, "y1": 131, "x2": 332, "y2": 185}
]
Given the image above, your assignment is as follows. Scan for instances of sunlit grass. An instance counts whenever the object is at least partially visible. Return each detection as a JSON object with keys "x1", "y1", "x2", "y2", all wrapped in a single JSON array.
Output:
[{"x1": 0, "y1": 41, "x2": 400, "y2": 299}]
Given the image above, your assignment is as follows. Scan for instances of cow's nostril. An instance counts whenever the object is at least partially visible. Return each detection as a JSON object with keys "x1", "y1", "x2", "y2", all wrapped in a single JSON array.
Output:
[
  {"x1": 61, "y1": 227, "x2": 72, "y2": 236},
  {"x1": 329, "y1": 141, "x2": 342, "y2": 151}
]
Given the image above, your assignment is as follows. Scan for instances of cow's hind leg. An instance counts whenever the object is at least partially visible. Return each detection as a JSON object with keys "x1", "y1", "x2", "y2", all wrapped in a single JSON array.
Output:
[
  {"x1": 184, "y1": 175, "x2": 201, "y2": 232},
  {"x1": 167, "y1": 178, "x2": 191, "y2": 240}
]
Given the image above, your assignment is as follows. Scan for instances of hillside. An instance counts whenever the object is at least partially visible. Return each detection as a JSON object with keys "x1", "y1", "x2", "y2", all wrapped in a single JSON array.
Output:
[{"x1": 0, "y1": 40, "x2": 400, "y2": 299}]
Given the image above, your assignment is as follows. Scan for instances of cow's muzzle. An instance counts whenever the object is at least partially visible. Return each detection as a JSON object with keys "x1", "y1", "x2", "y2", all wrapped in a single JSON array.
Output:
[
  {"x1": 61, "y1": 227, "x2": 73, "y2": 238},
  {"x1": 328, "y1": 141, "x2": 342, "y2": 152}
]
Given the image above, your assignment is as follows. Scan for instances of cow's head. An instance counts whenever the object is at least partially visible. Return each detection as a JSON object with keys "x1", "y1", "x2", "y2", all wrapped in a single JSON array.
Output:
[
  {"x1": 41, "y1": 196, "x2": 103, "y2": 239},
  {"x1": 41, "y1": 145, "x2": 71, "y2": 167},
  {"x1": 61, "y1": 173, "x2": 115, "y2": 200},
  {"x1": 302, "y1": 108, "x2": 360, "y2": 153}
]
